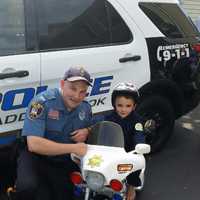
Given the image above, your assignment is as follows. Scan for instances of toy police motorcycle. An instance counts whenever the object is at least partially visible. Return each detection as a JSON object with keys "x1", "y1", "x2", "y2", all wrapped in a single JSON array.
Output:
[{"x1": 70, "y1": 121, "x2": 150, "y2": 200}]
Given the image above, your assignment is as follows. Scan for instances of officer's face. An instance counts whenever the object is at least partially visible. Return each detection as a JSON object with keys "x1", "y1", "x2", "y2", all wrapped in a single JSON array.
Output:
[
  {"x1": 115, "y1": 96, "x2": 136, "y2": 118},
  {"x1": 60, "y1": 80, "x2": 88, "y2": 111}
]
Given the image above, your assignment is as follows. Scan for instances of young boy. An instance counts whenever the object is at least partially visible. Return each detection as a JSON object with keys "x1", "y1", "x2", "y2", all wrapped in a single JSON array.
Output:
[{"x1": 104, "y1": 82, "x2": 145, "y2": 200}]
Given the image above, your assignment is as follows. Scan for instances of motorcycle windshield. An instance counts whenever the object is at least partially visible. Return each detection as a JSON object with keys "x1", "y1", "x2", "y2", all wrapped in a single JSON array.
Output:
[{"x1": 87, "y1": 121, "x2": 124, "y2": 147}]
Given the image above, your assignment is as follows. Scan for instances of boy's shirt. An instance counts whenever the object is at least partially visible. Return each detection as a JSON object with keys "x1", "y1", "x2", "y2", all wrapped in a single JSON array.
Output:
[{"x1": 104, "y1": 111, "x2": 145, "y2": 152}]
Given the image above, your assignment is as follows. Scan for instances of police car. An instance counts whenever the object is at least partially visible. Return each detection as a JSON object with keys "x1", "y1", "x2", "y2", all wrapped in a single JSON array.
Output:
[{"x1": 0, "y1": 0, "x2": 200, "y2": 194}]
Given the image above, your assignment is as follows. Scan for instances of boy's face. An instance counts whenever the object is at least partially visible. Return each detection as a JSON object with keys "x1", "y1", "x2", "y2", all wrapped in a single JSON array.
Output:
[{"x1": 115, "y1": 96, "x2": 136, "y2": 118}]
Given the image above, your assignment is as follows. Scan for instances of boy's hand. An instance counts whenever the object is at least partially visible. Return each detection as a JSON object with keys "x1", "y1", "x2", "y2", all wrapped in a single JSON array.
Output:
[{"x1": 70, "y1": 128, "x2": 89, "y2": 142}]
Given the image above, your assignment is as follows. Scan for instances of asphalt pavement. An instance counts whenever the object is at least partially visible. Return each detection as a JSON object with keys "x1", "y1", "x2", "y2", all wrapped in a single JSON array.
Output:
[{"x1": 137, "y1": 105, "x2": 200, "y2": 200}]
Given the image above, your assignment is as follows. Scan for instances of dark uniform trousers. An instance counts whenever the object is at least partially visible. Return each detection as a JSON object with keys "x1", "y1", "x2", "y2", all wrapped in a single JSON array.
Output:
[{"x1": 14, "y1": 149, "x2": 79, "y2": 200}]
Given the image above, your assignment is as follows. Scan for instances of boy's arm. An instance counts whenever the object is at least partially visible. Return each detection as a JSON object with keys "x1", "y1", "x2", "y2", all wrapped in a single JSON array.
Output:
[{"x1": 134, "y1": 122, "x2": 146, "y2": 144}]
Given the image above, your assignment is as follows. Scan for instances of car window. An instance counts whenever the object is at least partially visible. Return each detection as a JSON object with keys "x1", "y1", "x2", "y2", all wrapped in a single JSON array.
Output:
[
  {"x1": 37, "y1": 0, "x2": 132, "y2": 50},
  {"x1": 0, "y1": 0, "x2": 26, "y2": 56},
  {"x1": 139, "y1": 2, "x2": 200, "y2": 38},
  {"x1": 108, "y1": 2, "x2": 132, "y2": 44}
]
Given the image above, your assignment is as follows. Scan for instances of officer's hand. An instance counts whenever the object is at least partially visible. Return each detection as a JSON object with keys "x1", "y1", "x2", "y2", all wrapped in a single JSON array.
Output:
[
  {"x1": 73, "y1": 143, "x2": 87, "y2": 156},
  {"x1": 70, "y1": 128, "x2": 89, "y2": 142}
]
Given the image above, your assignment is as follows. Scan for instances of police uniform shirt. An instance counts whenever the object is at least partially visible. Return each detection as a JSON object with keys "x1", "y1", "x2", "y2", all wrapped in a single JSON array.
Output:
[
  {"x1": 104, "y1": 111, "x2": 145, "y2": 152},
  {"x1": 22, "y1": 88, "x2": 92, "y2": 145}
]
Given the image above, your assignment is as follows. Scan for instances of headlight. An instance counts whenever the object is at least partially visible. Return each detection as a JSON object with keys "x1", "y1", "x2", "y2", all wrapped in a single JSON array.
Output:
[{"x1": 85, "y1": 171, "x2": 105, "y2": 191}]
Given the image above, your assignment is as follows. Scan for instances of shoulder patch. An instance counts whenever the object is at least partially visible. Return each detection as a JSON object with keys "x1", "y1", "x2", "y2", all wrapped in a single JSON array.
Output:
[
  {"x1": 29, "y1": 102, "x2": 44, "y2": 120},
  {"x1": 135, "y1": 123, "x2": 143, "y2": 131}
]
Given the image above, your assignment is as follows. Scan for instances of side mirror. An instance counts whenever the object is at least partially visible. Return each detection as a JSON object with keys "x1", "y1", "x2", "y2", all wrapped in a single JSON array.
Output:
[{"x1": 135, "y1": 144, "x2": 151, "y2": 154}]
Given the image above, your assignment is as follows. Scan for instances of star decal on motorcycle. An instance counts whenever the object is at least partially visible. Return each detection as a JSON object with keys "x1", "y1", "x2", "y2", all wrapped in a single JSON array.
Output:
[{"x1": 87, "y1": 155, "x2": 103, "y2": 168}]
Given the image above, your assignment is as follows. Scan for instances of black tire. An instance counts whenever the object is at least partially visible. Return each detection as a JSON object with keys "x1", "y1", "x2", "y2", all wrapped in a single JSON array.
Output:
[{"x1": 136, "y1": 95, "x2": 175, "y2": 153}]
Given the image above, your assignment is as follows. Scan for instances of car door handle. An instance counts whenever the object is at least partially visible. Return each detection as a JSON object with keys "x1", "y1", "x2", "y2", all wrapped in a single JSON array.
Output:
[
  {"x1": 0, "y1": 70, "x2": 29, "y2": 80},
  {"x1": 119, "y1": 55, "x2": 141, "y2": 63}
]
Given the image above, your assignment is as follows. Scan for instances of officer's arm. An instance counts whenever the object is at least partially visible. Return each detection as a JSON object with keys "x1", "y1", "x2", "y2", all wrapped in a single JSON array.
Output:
[{"x1": 27, "y1": 136, "x2": 87, "y2": 156}]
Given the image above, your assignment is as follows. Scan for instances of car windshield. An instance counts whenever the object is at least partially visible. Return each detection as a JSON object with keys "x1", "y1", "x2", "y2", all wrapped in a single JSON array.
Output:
[{"x1": 87, "y1": 121, "x2": 124, "y2": 147}]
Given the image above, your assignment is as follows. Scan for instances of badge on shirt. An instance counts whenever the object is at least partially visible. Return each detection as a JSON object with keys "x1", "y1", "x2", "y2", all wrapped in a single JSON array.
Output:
[
  {"x1": 79, "y1": 110, "x2": 86, "y2": 121},
  {"x1": 135, "y1": 123, "x2": 143, "y2": 131},
  {"x1": 29, "y1": 102, "x2": 44, "y2": 120},
  {"x1": 48, "y1": 109, "x2": 59, "y2": 120}
]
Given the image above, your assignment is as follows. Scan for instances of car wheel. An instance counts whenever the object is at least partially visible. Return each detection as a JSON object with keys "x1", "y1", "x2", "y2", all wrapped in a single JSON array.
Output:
[{"x1": 136, "y1": 95, "x2": 175, "y2": 152}]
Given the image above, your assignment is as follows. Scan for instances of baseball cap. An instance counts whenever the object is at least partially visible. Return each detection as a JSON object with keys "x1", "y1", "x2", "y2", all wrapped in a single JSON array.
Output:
[{"x1": 63, "y1": 67, "x2": 92, "y2": 86}]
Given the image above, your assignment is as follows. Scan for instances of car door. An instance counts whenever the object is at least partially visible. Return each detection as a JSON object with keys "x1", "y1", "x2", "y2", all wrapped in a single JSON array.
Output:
[
  {"x1": 0, "y1": 0, "x2": 41, "y2": 134},
  {"x1": 37, "y1": 0, "x2": 150, "y2": 113}
]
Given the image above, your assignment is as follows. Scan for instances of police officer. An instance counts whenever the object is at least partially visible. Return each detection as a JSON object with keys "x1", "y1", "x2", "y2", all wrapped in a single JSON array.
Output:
[{"x1": 14, "y1": 67, "x2": 93, "y2": 200}]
